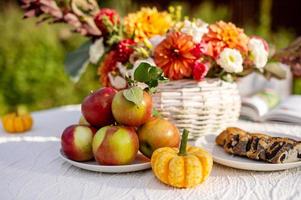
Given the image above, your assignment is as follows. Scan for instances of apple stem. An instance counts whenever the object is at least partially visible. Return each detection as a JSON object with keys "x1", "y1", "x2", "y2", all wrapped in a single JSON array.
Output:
[{"x1": 178, "y1": 129, "x2": 189, "y2": 156}]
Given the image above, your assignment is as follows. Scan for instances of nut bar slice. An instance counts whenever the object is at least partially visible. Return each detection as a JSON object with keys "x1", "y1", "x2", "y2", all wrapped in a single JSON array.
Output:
[{"x1": 216, "y1": 127, "x2": 301, "y2": 164}]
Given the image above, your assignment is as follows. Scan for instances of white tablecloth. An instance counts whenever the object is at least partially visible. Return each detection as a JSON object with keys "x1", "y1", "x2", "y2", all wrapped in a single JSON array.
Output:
[{"x1": 1, "y1": 105, "x2": 301, "y2": 200}]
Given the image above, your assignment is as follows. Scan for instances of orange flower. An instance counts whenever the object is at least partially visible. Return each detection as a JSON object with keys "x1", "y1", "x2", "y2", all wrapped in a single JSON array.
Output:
[
  {"x1": 203, "y1": 21, "x2": 249, "y2": 58},
  {"x1": 154, "y1": 32, "x2": 196, "y2": 80},
  {"x1": 97, "y1": 51, "x2": 117, "y2": 86}
]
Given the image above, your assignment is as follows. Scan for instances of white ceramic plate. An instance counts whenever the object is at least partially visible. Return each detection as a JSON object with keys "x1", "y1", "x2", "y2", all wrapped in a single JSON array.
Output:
[
  {"x1": 59, "y1": 149, "x2": 151, "y2": 173},
  {"x1": 196, "y1": 132, "x2": 301, "y2": 171}
]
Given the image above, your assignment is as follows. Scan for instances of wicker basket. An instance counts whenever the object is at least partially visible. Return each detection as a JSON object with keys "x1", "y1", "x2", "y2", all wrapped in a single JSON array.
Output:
[{"x1": 153, "y1": 79, "x2": 241, "y2": 140}]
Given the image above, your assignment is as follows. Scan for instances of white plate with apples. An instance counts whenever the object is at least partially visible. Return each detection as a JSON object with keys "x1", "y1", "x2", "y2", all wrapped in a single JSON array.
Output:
[
  {"x1": 60, "y1": 87, "x2": 180, "y2": 173},
  {"x1": 59, "y1": 149, "x2": 151, "y2": 173},
  {"x1": 60, "y1": 124, "x2": 151, "y2": 173}
]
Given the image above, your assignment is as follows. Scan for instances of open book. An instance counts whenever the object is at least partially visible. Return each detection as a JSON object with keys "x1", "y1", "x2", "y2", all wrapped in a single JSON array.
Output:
[{"x1": 240, "y1": 90, "x2": 301, "y2": 125}]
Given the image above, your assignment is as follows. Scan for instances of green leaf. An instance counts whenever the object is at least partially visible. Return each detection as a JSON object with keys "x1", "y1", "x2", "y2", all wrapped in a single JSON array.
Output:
[
  {"x1": 152, "y1": 108, "x2": 161, "y2": 117},
  {"x1": 123, "y1": 86, "x2": 144, "y2": 105},
  {"x1": 220, "y1": 73, "x2": 235, "y2": 82},
  {"x1": 159, "y1": 76, "x2": 169, "y2": 82},
  {"x1": 149, "y1": 67, "x2": 162, "y2": 80},
  {"x1": 64, "y1": 40, "x2": 92, "y2": 82},
  {"x1": 148, "y1": 79, "x2": 159, "y2": 88},
  {"x1": 134, "y1": 62, "x2": 153, "y2": 82},
  {"x1": 133, "y1": 62, "x2": 168, "y2": 91}
]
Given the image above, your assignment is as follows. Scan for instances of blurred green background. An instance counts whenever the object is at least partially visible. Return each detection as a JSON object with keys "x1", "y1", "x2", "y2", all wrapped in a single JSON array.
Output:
[{"x1": 0, "y1": 0, "x2": 298, "y2": 114}]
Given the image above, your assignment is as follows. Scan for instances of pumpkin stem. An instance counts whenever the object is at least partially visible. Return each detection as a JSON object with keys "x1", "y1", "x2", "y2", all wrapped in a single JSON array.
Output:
[
  {"x1": 178, "y1": 129, "x2": 189, "y2": 156},
  {"x1": 16, "y1": 105, "x2": 28, "y2": 116}
]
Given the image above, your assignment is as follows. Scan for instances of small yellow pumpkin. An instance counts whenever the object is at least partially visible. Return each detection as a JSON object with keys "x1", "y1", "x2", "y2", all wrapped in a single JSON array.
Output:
[
  {"x1": 1, "y1": 110, "x2": 33, "y2": 133},
  {"x1": 151, "y1": 129, "x2": 213, "y2": 188}
]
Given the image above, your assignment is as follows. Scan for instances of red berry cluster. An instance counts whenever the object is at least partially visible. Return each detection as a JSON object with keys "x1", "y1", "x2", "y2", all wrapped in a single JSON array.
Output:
[
  {"x1": 94, "y1": 8, "x2": 120, "y2": 35},
  {"x1": 116, "y1": 39, "x2": 136, "y2": 63}
]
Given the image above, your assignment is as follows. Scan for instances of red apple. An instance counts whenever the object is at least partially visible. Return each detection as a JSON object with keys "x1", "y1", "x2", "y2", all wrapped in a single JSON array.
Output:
[
  {"x1": 138, "y1": 117, "x2": 180, "y2": 158},
  {"x1": 81, "y1": 87, "x2": 117, "y2": 128},
  {"x1": 92, "y1": 126, "x2": 139, "y2": 165},
  {"x1": 111, "y1": 90, "x2": 152, "y2": 126},
  {"x1": 61, "y1": 125, "x2": 97, "y2": 161}
]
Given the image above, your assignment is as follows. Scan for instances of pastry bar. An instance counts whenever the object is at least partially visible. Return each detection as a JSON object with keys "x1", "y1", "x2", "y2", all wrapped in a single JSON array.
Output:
[{"x1": 216, "y1": 127, "x2": 301, "y2": 164}]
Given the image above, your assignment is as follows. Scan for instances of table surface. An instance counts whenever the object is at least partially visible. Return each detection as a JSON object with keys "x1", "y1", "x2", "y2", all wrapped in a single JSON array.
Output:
[{"x1": 1, "y1": 105, "x2": 301, "y2": 200}]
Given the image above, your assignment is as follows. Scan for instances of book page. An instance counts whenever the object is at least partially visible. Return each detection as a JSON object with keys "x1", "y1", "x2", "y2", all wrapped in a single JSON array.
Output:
[
  {"x1": 240, "y1": 90, "x2": 280, "y2": 121},
  {"x1": 264, "y1": 96, "x2": 301, "y2": 124}
]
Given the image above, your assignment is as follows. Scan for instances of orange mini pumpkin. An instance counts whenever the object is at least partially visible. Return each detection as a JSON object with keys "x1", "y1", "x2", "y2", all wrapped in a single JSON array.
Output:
[
  {"x1": 2, "y1": 111, "x2": 33, "y2": 133},
  {"x1": 151, "y1": 129, "x2": 213, "y2": 188}
]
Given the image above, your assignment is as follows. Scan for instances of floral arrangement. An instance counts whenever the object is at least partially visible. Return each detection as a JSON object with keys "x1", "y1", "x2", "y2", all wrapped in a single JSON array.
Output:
[
  {"x1": 273, "y1": 37, "x2": 301, "y2": 78},
  {"x1": 21, "y1": 0, "x2": 284, "y2": 89},
  {"x1": 272, "y1": 36, "x2": 301, "y2": 94}
]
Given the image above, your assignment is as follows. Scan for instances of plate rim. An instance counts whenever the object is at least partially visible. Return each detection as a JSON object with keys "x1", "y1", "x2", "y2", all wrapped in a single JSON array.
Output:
[
  {"x1": 59, "y1": 149, "x2": 151, "y2": 173},
  {"x1": 196, "y1": 131, "x2": 301, "y2": 171}
]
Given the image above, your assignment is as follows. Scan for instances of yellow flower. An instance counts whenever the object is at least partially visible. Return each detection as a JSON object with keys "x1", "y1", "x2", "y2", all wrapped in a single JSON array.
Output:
[{"x1": 124, "y1": 7, "x2": 173, "y2": 42}]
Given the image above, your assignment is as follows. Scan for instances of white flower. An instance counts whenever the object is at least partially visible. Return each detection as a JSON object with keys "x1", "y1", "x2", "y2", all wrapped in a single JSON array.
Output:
[
  {"x1": 180, "y1": 19, "x2": 208, "y2": 43},
  {"x1": 248, "y1": 38, "x2": 268, "y2": 69},
  {"x1": 89, "y1": 38, "x2": 105, "y2": 64},
  {"x1": 116, "y1": 62, "x2": 128, "y2": 78},
  {"x1": 108, "y1": 73, "x2": 127, "y2": 90},
  {"x1": 217, "y1": 48, "x2": 243, "y2": 73}
]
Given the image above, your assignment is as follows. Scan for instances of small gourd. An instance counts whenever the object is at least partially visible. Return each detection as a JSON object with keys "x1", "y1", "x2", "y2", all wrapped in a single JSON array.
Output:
[
  {"x1": 1, "y1": 107, "x2": 33, "y2": 133},
  {"x1": 151, "y1": 129, "x2": 213, "y2": 188}
]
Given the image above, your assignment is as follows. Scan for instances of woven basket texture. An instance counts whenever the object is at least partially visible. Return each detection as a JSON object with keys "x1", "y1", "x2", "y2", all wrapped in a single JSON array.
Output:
[{"x1": 153, "y1": 79, "x2": 241, "y2": 140}]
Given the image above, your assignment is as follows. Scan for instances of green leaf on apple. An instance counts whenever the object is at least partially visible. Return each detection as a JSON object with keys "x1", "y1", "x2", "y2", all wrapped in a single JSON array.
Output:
[{"x1": 123, "y1": 86, "x2": 144, "y2": 105}]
